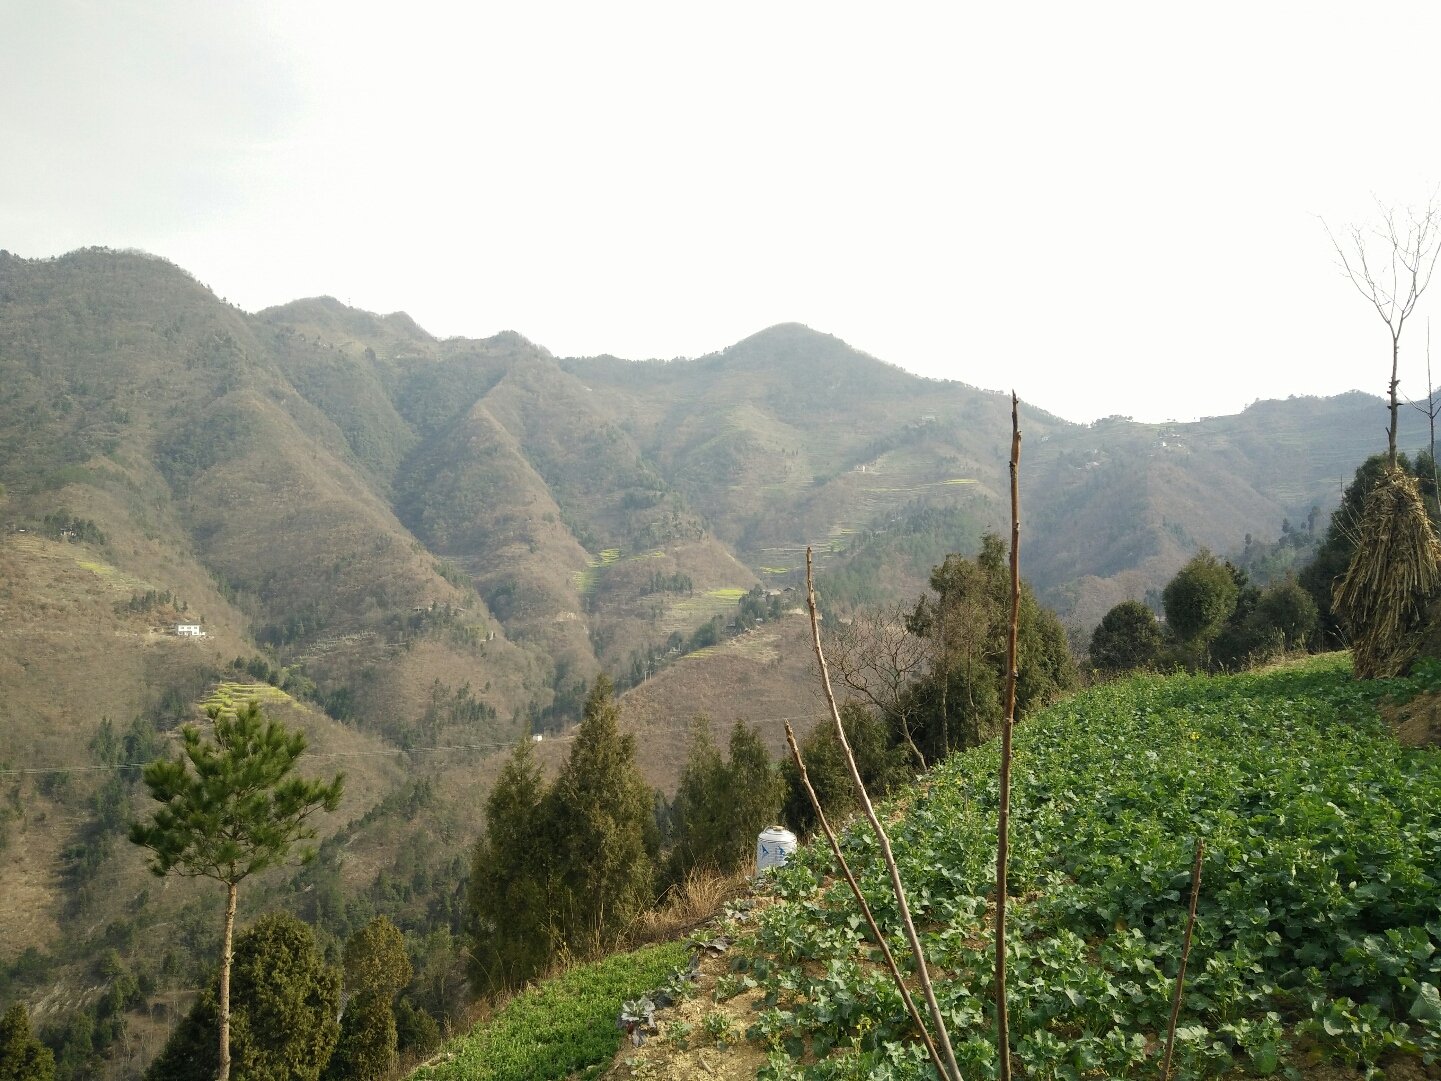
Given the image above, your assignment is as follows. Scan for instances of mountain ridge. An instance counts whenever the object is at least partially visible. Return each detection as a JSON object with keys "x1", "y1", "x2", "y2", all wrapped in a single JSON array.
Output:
[{"x1": 0, "y1": 247, "x2": 1427, "y2": 1072}]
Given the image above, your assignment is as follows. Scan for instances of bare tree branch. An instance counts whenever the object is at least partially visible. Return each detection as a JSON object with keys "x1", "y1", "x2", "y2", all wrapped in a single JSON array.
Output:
[
  {"x1": 825, "y1": 602, "x2": 929, "y2": 768},
  {"x1": 1161, "y1": 839, "x2": 1206, "y2": 1081},
  {"x1": 1323, "y1": 191, "x2": 1441, "y2": 466}
]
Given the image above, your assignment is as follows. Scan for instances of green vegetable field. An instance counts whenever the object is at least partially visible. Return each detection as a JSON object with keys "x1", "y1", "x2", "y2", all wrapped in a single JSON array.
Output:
[
  {"x1": 742, "y1": 655, "x2": 1441, "y2": 1079},
  {"x1": 411, "y1": 941, "x2": 689, "y2": 1081}
]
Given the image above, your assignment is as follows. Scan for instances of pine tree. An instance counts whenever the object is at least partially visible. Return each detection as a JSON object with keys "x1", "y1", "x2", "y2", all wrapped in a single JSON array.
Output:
[
  {"x1": 723, "y1": 720, "x2": 784, "y2": 865},
  {"x1": 0, "y1": 1003, "x2": 55, "y2": 1081},
  {"x1": 466, "y1": 679, "x2": 659, "y2": 991},
  {"x1": 546, "y1": 677, "x2": 656, "y2": 956},
  {"x1": 130, "y1": 703, "x2": 343, "y2": 1081},
  {"x1": 669, "y1": 719, "x2": 783, "y2": 880},
  {"x1": 145, "y1": 913, "x2": 340, "y2": 1081},
  {"x1": 324, "y1": 917, "x2": 412, "y2": 1081},
  {"x1": 466, "y1": 738, "x2": 553, "y2": 994},
  {"x1": 666, "y1": 718, "x2": 728, "y2": 881}
]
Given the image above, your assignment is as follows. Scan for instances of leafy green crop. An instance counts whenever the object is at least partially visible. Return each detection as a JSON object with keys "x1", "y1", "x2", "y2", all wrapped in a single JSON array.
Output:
[
  {"x1": 411, "y1": 941, "x2": 688, "y2": 1081},
  {"x1": 741, "y1": 655, "x2": 1441, "y2": 1079}
]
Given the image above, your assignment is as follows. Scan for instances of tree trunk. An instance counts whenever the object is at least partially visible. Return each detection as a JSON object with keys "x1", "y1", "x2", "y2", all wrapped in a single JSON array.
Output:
[
  {"x1": 937, "y1": 621, "x2": 949, "y2": 758},
  {"x1": 218, "y1": 881, "x2": 237, "y2": 1081},
  {"x1": 1390, "y1": 331, "x2": 1401, "y2": 468}
]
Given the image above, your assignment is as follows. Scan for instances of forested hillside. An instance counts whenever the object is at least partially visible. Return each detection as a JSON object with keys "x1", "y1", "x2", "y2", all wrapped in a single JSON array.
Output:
[{"x1": 0, "y1": 246, "x2": 1430, "y2": 1077}]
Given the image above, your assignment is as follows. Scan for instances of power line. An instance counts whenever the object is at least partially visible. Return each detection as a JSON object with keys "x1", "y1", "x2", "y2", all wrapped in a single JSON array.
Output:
[
  {"x1": 0, "y1": 708, "x2": 828, "y2": 778},
  {"x1": 0, "y1": 736, "x2": 569, "y2": 778}
]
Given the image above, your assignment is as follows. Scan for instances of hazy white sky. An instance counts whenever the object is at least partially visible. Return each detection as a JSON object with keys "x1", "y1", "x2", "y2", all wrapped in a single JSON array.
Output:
[{"x1": 5, "y1": 1, "x2": 1441, "y2": 425}]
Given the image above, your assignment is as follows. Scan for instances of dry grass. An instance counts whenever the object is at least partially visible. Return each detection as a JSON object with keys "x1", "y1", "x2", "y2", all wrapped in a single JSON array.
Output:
[
  {"x1": 627, "y1": 867, "x2": 751, "y2": 948},
  {"x1": 617, "y1": 612, "x2": 826, "y2": 794},
  {"x1": 1333, "y1": 468, "x2": 1441, "y2": 677}
]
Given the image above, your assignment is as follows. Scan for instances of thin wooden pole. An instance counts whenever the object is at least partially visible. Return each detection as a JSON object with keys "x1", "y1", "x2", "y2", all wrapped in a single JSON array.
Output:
[
  {"x1": 1161, "y1": 838, "x2": 1206, "y2": 1080},
  {"x1": 783, "y1": 723, "x2": 942, "y2": 1069},
  {"x1": 805, "y1": 551, "x2": 963, "y2": 1081},
  {"x1": 995, "y1": 392, "x2": 1021, "y2": 1081}
]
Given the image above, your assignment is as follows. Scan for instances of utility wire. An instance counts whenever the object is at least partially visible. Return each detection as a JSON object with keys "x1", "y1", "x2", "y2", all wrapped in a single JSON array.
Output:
[{"x1": 0, "y1": 709, "x2": 826, "y2": 778}]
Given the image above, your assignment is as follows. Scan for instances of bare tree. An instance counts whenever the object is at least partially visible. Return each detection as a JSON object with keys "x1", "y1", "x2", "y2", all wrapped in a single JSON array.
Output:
[
  {"x1": 1406, "y1": 319, "x2": 1441, "y2": 517},
  {"x1": 824, "y1": 602, "x2": 929, "y2": 768},
  {"x1": 1324, "y1": 194, "x2": 1441, "y2": 467}
]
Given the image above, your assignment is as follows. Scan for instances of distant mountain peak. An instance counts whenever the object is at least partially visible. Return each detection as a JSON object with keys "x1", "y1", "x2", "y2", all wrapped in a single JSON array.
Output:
[{"x1": 258, "y1": 296, "x2": 435, "y2": 344}]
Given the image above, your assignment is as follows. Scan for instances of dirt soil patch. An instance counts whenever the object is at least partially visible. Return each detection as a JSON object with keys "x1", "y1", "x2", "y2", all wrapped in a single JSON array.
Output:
[
  {"x1": 1382, "y1": 689, "x2": 1441, "y2": 748},
  {"x1": 601, "y1": 941, "x2": 771, "y2": 1081}
]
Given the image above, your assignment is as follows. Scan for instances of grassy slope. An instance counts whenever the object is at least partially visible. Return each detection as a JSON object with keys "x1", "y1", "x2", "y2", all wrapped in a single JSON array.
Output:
[{"x1": 411, "y1": 941, "x2": 690, "y2": 1081}]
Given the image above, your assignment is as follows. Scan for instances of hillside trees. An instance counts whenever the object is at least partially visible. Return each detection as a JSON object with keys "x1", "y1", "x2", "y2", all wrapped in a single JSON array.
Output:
[
  {"x1": 1162, "y1": 549, "x2": 1239, "y2": 653},
  {"x1": 144, "y1": 913, "x2": 340, "y2": 1081},
  {"x1": 826, "y1": 603, "x2": 930, "y2": 766},
  {"x1": 1087, "y1": 599, "x2": 1163, "y2": 672},
  {"x1": 1095, "y1": 561, "x2": 1317, "y2": 676},
  {"x1": 129, "y1": 704, "x2": 344, "y2": 1081},
  {"x1": 905, "y1": 534, "x2": 1075, "y2": 758},
  {"x1": 547, "y1": 677, "x2": 657, "y2": 951},
  {"x1": 0, "y1": 1003, "x2": 55, "y2": 1081},
  {"x1": 780, "y1": 701, "x2": 911, "y2": 836},
  {"x1": 466, "y1": 738, "x2": 552, "y2": 994},
  {"x1": 468, "y1": 678, "x2": 656, "y2": 995},
  {"x1": 666, "y1": 718, "x2": 785, "y2": 881},
  {"x1": 322, "y1": 917, "x2": 412, "y2": 1081},
  {"x1": 1257, "y1": 578, "x2": 1320, "y2": 652}
]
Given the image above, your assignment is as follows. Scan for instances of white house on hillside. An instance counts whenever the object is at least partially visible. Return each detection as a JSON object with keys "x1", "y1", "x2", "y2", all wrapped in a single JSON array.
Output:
[{"x1": 174, "y1": 624, "x2": 205, "y2": 637}]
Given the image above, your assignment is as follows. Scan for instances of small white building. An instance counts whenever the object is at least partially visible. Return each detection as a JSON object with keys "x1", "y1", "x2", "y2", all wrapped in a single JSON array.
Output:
[{"x1": 175, "y1": 624, "x2": 205, "y2": 638}]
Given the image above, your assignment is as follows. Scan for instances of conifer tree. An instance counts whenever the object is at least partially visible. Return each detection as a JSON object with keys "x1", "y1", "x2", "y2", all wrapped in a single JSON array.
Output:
[
  {"x1": 467, "y1": 679, "x2": 658, "y2": 992},
  {"x1": 324, "y1": 917, "x2": 412, "y2": 1081},
  {"x1": 145, "y1": 913, "x2": 340, "y2": 1081},
  {"x1": 669, "y1": 719, "x2": 784, "y2": 880},
  {"x1": 467, "y1": 738, "x2": 552, "y2": 994},
  {"x1": 0, "y1": 1003, "x2": 55, "y2": 1081},
  {"x1": 546, "y1": 677, "x2": 656, "y2": 956},
  {"x1": 724, "y1": 720, "x2": 784, "y2": 861},
  {"x1": 130, "y1": 703, "x2": 343, "y2": 1081},
  {"x1": 666, "y1": 718, "x2": 727, "y2": 881}
]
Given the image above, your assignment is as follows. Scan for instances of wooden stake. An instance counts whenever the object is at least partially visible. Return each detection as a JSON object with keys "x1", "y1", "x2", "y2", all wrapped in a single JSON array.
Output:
[
  {"x1": 783, "y1": 722, "x2": 941, "y2": 1069},
  {"x1": 1161, "y1": 838, "x2": 1206, "y2": 1081},
  {"x1": 995, "y1": 391, "x2": 1022, "y2": 1081},
  {"x1": 805, "y1": 551, "x2": 963, "y2": 1081}
]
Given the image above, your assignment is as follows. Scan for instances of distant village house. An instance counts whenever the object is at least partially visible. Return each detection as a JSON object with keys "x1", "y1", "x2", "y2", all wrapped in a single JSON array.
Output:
[{"x1": 174, "y1": 623, "x2": 205, "y2": 637}]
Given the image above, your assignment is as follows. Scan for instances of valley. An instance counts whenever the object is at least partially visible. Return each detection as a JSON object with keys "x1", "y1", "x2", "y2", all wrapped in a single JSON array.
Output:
[{"x1": 0, "y1": 246, "x2": 1430, "y2": 1077}]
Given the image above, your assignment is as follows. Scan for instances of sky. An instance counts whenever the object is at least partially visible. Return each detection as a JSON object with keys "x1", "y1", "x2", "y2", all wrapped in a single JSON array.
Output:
[{"x1": 5, "y1": 2, "x2": 1441, "y2": 426}]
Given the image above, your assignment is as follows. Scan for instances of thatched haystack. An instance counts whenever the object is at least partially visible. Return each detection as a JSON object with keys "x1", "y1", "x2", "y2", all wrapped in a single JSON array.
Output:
[{"x1": 1333, "y1": 467, "x2": 1441, "y2": 677}]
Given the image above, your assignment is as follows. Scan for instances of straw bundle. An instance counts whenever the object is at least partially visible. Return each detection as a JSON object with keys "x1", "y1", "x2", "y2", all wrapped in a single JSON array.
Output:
[{"x1": 1333, "y1": 467, "x2": 1441, "y2": 677}]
